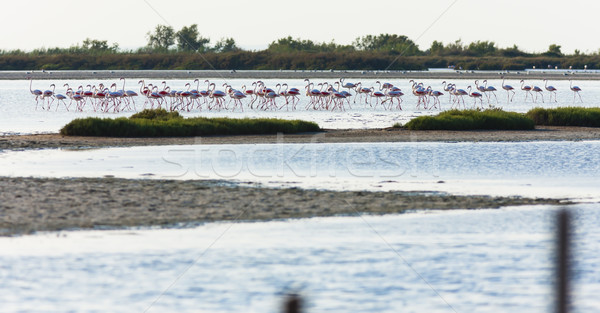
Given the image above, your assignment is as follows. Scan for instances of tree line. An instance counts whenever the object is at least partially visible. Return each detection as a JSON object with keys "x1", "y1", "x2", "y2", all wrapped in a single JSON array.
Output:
[{"x1": 0, "y1": 24, "x2": 597, "y2": 71}]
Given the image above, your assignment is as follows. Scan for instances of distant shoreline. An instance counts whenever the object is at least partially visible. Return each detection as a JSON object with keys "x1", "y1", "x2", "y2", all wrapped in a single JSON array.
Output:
[{"x1": 6, "y1": 69, "x2": 600, "y2": 80}]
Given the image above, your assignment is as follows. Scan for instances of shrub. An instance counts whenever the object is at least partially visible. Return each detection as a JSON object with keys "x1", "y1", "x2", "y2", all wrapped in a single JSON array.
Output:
[
  {"x1": 60, "y1": 110, "x2": 321, "y2": 137},
  {"x1": 404, "y1": 109, "x2": 535, "y2": 130},
  {"x1": 526, "y1": 107, "x2": 600, "y2": 127},
  {"x1": 130, "y1": 108, "x2": 181, "y2": 120}
]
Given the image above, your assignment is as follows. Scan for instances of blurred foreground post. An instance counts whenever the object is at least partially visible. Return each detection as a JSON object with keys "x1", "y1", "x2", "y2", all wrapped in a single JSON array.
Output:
[
  {"x1": 283, "y1": 293, "x2": 302, "y2": 313},
  {"x1": 556, "y1": 209, "x2": 571, "y2": 313}
]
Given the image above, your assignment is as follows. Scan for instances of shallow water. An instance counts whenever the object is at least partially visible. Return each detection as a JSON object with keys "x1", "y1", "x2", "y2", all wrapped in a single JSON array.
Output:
[
  {"x1": 2, "y1": 78, "x2": 599, "y2": 134},
  {"x1": 1, "y1": 204, "x2": 598, "y2": 313},
  {"x1": 1, "y1": 140, "x2": 599, "y2": 201},
  {"x1": 3, "y1": 75, "x2": 600, "y2": 313}
]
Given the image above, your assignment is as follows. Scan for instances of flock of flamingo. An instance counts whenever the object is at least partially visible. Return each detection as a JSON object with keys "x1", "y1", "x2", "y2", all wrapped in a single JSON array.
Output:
[{"x1": 28, "y1": 76, "x2": 584, "y2": 113}]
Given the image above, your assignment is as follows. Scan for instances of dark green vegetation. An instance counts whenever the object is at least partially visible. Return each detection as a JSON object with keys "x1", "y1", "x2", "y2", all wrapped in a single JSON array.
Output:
[
  {"x1": 526, "y1": 107, "x2": 600, "y2": 127},
  {"x1": 400, "y1": 109, "x2": 536, "y2": 130},
  {"x1": 0, "y1": 26, "x2": 595, "y2": 70},
  {"x1": 60, "y1": 109, "x2": 321, "y2": 137}
]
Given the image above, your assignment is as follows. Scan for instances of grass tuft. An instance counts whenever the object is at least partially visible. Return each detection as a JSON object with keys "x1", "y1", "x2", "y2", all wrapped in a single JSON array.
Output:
[
  {"x1": 403, "y1": 109, "x2": 535, "y2": 130},
  {"x1": 526, "y1": 107, "x2": 600, "y2": 127},
  {"x1": 60, "y1": 109, "x2": 321, "y2": 137}
]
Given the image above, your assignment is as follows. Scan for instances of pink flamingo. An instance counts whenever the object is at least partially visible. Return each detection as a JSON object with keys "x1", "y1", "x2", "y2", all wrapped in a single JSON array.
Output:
[
  {"x1": 531, "y1": 84, "x2": 544, "y2": 103},
  {"x1": 340, "y1": 78, "x2": 358, "y2": 103},
  {"x1": 451, "y1": 85, "x2": 468, "y2": 109},
  {"x1": 570, "y1": 80, "x2": 583, "y2": 103},
  {"x1": 355, "y1": 83, "x2": 372, "y2": 106},
  {"x1": 442, "y1": 81, "x2": 453, "y2": 103},
  {"x1": 54, "y1": 93, "x2": 68, "y2": 111},
  {"x1": 520, "y1": 80, "x2": 533, "y2": 102},
  {"x1": 229, "y1": 90, "x2": 246, "y2": 112},
  {"x1": 409, "y1": 80, "x2": 428, "y2": 109},
  {"x1": 426, "y1": 86, "x2": 443, "y2": 110},
  {"x1": 263, "y1": 88, "x2": 279, "y2": 110},
  {"x1": 544, "y1": 79, "x2": 558, "y2": 102},
  {"x1": 501, "y1": 77, "x2": 515, "y2": 103},
  {"x1": 467, "y1": 85, "x2": 483, "y2": 108},
  {"x1": 483, "y1": 80, "x2": 498, "y2": 104},
  {"x1": 41, "y1": 83, "x2": 56, "y2": 110},
  {"x1": 208, "y1": 83, "x2": 227, "y2": 110},
  {"x1": 66, "y1": 87, "x2": 85, "y2": 111},
  {"x1": 28, "y1": 77, "x2": 43, "y2": 108},
  {"x1": 370, "y1": 87, "x2": 386, "y2": 108}
]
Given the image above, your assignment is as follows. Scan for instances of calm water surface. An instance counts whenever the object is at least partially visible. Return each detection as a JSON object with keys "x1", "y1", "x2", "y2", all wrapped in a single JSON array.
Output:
[
  {"x1": 1, "y1": 204, "x2": 599, "y2": 313},
  {"x1": 2, "y1": 76, "x2": 600, "y2": 312},
  {"x1": 1, "y1": 141, "x2": 599, "y2": 200}
]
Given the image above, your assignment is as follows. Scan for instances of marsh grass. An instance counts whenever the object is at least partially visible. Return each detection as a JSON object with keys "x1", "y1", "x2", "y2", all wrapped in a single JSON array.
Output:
[
  {"x1": 401, "y1": 109, "x2": 535, "y2": 130},
  {"x1": 526, "y1": 107, "x2": 600, "y2": 127},
  {"x1": 60, "y1": 109, "x2": 321, "y2": 137}
]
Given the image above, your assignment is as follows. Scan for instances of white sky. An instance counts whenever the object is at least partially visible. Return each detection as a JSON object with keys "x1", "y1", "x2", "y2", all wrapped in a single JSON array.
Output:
[{"x1": 3, "y1": 0, "x2": 599, "y2": 54}]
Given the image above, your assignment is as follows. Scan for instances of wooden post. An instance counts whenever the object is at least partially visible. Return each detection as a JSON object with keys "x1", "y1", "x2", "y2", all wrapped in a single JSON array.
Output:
[
  {"x1": 283, "y1": 293, "x2": 302, "y2": 313},
  {"x1": 556, "y1": 209, "x2": 571, "y2": 313}
]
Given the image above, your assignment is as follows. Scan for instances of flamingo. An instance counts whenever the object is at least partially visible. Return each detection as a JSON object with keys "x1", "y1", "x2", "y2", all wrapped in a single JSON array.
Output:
[
  {"x1": 531, "y1": 84, "x2": 544, "y2": 103},
  {"x1": 409, "y1": 80, "x2": 428, "y2": 109},
  {"x1": 474, "y1": 80, "x2": 487, "y2": 93},
  {"x1": 569, "y1": 80, "x2": 583, "y2": 103},
  {"x1": 263, "y1": 88, "x2": 279, "y2": 110},
  {"x1": 442, "y1": 81, "x2": 453, "y2": 103},
  {"x1": 41, "y1": 84, "x2": 56, "y2": 110},
  {"x1": 467, "y1": 86, "x2": 483, "y2": 108},
  {"x1": 54, "y1": 93, "x2": 68, "y2": 111},
  {"x1": 451, "y1": 85, "x2": 468, "y2": 109},
  {"x1": 426, "y1": 87, "x2": 443, "y2": 110},
  {"x1": 121, "y1": 78, "x2": 138, "y2": 110},
  {"x1": 370, "y1": 87, "x2": 386, "y2": 108},
  {"x1": 229, "y1": 90, "x2": 246, "y2": 112},
  {"x1": 520, "y1": 80, "x2": 533, "y2": 102},
  {"x1": 28, "y1": 77, "x2": 43, "y2": 107},
  {"x1": 208, "y1": 83, "x2": 227, "y2": 110},
  {"x1": 483, "y1": 80, "x2": 498, "y2": 104},
  {"x1": 544, "y1": 79, "x2": 558, "y2": 103},
  {"x1": 501, "y1": 77, "x2": 515, "y2": 103},
  {"x1": 354, "y1": 83, "x2": 371, "y2": 106},
  {"x1": 66, "y1": 87, "x2": 85, "y2": 111}
]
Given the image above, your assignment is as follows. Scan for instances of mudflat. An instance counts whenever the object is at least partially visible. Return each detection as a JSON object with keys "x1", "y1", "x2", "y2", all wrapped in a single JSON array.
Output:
[{"x1": 0, "y1": 176, "x2": 566, "y2": 236}]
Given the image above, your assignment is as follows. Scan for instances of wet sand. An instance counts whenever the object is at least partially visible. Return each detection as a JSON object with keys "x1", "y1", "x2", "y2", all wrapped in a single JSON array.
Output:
[
  {"x1": 0, "y1": 176, "x2": 567, "y2": 236},
  {"x1": 3, "y1": 126, "x2": 600, "y2": 150}
]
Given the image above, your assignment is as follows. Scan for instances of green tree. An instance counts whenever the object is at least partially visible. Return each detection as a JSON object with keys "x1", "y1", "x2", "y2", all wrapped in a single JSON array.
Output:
[
  {"x1": 352, "y1": 34, "x2": 421, "y2": 55},
  {"x1": 81, "y1": 38, "x2": 119, "y2": 53},
  {"x1": 268, "y1": 36, "x2": 316, "y2": 52},
  {"x1": 444, "y1": 39, "x2": 465, "y2": 55},
  {"x1": 467, "y1": 40, "x2": 497, "y2": 56},
  {"x1": 429, "y1": 40, "x2": 445, "y2": 55},
  {"x1": 176, "y1": 24, "x2": 210, "y2": 52},
  {"x1": 268, "y1": 36, "x2": 352, "y2": 53},
  {"x1": 545, "y1": 44, "x2": 563, "y2": 57},
  {"x1": 212, "y1": 37, "x2": 240, "y2": 53},
  {"x1": 146, "y1": 25, "x2": 176, "y2": 51},
  {"x1": 500, "y1": 44, "x2": 527, "y2": 57}
]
